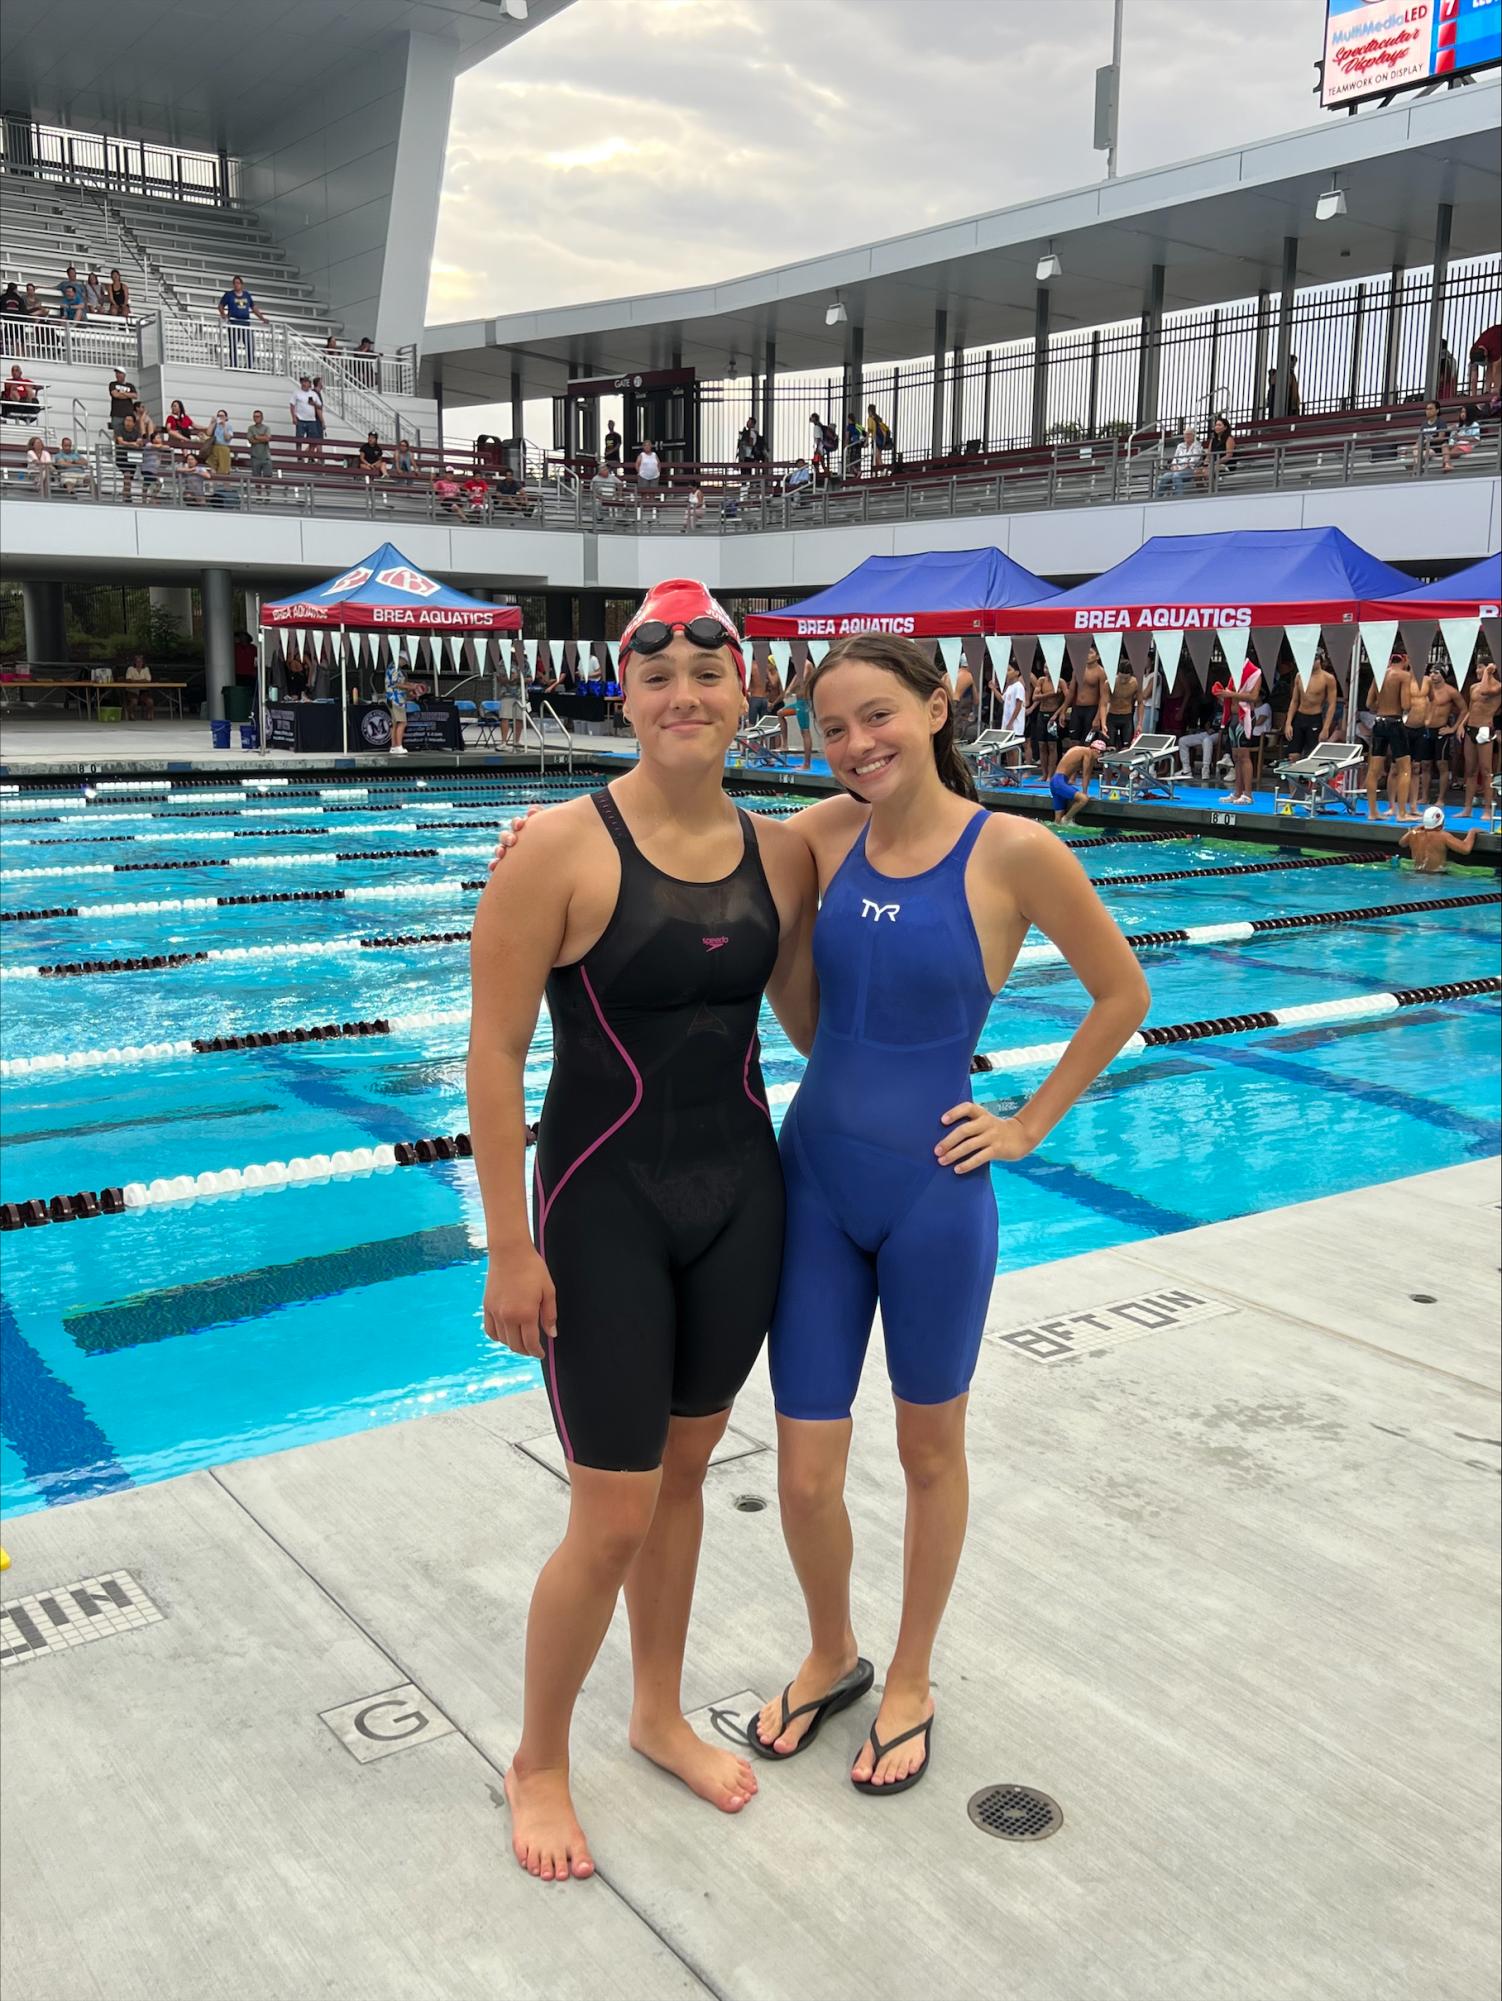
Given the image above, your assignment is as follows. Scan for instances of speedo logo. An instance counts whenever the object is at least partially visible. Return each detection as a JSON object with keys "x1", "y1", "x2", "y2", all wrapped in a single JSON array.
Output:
[
  {"x1": 861, "y1": 899, "x2": 901, "y2": 923},
  {"x1": 701, "y1": 935, "x2": 730, "y2": 952}
]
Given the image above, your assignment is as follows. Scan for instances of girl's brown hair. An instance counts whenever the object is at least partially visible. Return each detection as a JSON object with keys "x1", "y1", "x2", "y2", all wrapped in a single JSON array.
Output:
[{"x1": 808, "y1": 630, "x2": 978, "y2": 801}]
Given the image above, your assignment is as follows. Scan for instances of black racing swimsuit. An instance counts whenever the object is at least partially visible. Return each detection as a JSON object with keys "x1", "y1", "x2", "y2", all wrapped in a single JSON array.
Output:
[{"x1": 532, "y1": 788, "x2": 785, "y2": 1471}]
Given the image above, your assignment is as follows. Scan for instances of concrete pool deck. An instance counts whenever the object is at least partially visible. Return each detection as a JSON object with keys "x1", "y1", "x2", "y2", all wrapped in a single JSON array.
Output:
[{"x1": 3, "y1": 1159, "x2": 1499, "y2": 2001}]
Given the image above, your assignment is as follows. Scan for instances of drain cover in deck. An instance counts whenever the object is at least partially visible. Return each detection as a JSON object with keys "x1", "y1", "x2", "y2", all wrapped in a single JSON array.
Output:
[{"x1": 966, "y1": 1784, "x2": 1063, "y2": 1841}]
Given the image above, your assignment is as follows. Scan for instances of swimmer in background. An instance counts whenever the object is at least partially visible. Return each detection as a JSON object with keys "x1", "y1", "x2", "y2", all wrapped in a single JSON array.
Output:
[
  {"x1": 1025, "y1": 657, "x2": 1063, "y2": 781},
  {"x1": 1399, "y1": 806, "x2": 1477, "y2": 873},
  {"x1": 1366, "y1": 647, "x2": 1414, "y2": 821},
  {"x1": 1103, "y1": 661, "x2": 1142, "y2": 749},
  {"x1": 1282, "y1": 652, "x2": 1338, "y2": 759},
  {"x1": 1049, "y1": 737, "x2": 1104, "y2": 826},
  {"x1": 1426, "y1": 664, "x2": 1466, "y2": 804},
  {"x1": 1391, "y1": 662, "x2": 1432, "y2": 822},
  {"x1": 1458, "y1": 657, "x2": 1501, "y2": 821}
]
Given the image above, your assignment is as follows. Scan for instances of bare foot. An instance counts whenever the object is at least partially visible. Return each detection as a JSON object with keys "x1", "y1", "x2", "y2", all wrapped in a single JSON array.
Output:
[
  {"x1": 851, "y1": 1679, "x2": 935, "y2": 1788},
  {"x1": 753, "y1": 1648, "x2": 859, "y2": 1756},
  {"x1": 629, "y1": 1711, "x2": 758, "y2": 1812},
  {"x1": 504, "y1": 1757, "x2": 595, "y2": 1881}
]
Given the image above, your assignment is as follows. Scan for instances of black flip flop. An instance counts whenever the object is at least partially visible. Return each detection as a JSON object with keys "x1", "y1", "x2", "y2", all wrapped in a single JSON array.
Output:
[
  {"x1": 851, "y1": 1715, "x2": 933, "y2": 1796},
  {"x1": 745, "y1": 1657, "x2": 874, "y2": 1760}
]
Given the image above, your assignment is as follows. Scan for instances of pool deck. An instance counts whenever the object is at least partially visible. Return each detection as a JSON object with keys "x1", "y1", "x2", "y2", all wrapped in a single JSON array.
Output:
[
  {"x1": 0, "y1": 715, "x2": 1497, "y2": 859},
  {"x1": 3, "y1": 1159, "x2": 1498, "y2": 2001}
]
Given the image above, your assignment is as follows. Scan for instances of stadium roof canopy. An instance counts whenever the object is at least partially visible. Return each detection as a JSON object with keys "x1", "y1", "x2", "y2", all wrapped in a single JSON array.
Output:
[
  {"x1": 424, "y1": 82, "x2": 1501, "y2": 407},
  {"x1": 0, "y1": 0, "x2": 573, "y2": 155}
]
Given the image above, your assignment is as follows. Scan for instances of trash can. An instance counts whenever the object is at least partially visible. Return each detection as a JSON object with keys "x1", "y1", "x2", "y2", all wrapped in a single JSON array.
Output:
[
  {"x1": 223, "y1": 684, "x2": 253, "y2": 723},
  {"x1": 239, "y1": 721, "x2": 259, "y2": 749},
  {"x1": 209, "y1": 719, "x2": 231, "y2": 749}
]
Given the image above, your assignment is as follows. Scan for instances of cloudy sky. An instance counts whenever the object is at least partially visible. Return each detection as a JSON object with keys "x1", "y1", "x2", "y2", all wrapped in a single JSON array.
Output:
[{"x1": 429, "y1": 0, "x2": 1331, "y2": 324}]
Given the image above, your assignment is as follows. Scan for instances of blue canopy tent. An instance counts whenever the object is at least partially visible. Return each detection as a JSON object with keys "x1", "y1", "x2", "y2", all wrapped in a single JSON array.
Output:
[
  {"x1": 1361, "y1": 551, "x2": 1501, "y2": 684},
  {"x1": 745, "y1": 547, "x2": 1057, "y2": 638},
  {"x1": 991, "y1": 527, "x2": 1422, "y2": 733},
  {"x1": 259, "y1": 542, "x2": 521, "y2": 752}
]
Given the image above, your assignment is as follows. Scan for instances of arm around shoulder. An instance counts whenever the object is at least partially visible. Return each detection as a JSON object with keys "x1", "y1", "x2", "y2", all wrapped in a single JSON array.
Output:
[{"x1": 752, "y1": 813, "x2": 820, "y2": 1055}]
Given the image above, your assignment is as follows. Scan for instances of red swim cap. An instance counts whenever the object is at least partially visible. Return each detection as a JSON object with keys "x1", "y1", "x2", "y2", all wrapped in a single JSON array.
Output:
[{"x1": 619, "y1": 579, "x2": 746, "y2": 686}]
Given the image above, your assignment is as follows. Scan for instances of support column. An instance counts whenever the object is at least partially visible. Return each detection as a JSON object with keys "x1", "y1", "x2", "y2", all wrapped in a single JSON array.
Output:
[
  {"x1": 433, "y1": 367, "x2": 445, "y2": 454},
  {"x1": 761, "y1": 336, "x2": 777, "y2": 456},
  {"x1": 509, "y1": 367, "x2": 524, "y2": 446},
  {"x1": 842, "y1": 321, "x2": 864, "y2": 442},
  {"x1": 1251, "y1": 288, "x2": 1271, "y2": 424},
  {"x1": 1381, "y1": 265, "x2": 1405, "y2": 404},
  {"x1": 22, "y1": 580, "x2": 65, "y2": 665},
  {"x1": 1272, "y1": 235, "x2": 1298, "y2": 418},
  {"x1": 930, "y1": 308, "x2": 948, "y2": 459},
  {"x1": 1136, "y1": 262, "x2": 1165, "y2": 429},
  {"x1": 1423, "y1": 201, "x2": 1452, "y2": 398},
  {"x1": 201, "y1": 567, "x2": 234, "y2": 721},
  {"x1": 1030, "y1": 286, "x2": 1051, "y2": 446},
  {"x1": 1086, "y1": 330, "x2": 1100, "y2": 436}
]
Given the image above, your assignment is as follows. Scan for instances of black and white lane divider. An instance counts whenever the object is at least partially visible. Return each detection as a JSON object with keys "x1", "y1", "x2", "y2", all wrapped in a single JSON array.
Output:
[
  {"x1": 1, "y1": 928, "x2": 474, "y2": 982},
  {"x1": 1095, "y1": 849, "x2": 1389, "y2": 890},
  {"x1": 1015, "y1": 889, "x2": 1501, "y2": 968},
  {"x1": 0, "y1": 879, "x2": 488, "y2": 928},
  {"x1": 4, "y1": 977, "x2": 1495, "y2": 1228},
  {"x1": 950, "y1": 975, "x2": 1502, "y2": 1082}
]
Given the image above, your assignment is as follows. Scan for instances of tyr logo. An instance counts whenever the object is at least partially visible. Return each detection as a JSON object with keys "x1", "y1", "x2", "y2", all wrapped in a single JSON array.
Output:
[{"x1": 861, "y1": 899, "x2": 901, "y2": 923}]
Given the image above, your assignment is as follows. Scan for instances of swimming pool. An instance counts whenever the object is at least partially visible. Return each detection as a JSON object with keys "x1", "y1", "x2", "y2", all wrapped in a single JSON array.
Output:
[{"x1": 2, "y1": 772, "x2": 1498, "y2": 1517}]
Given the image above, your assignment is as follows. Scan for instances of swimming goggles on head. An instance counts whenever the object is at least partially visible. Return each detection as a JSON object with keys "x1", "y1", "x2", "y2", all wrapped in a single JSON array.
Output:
[{"x1": 623, "y1": 617, "x2": 736, "y2": 655}]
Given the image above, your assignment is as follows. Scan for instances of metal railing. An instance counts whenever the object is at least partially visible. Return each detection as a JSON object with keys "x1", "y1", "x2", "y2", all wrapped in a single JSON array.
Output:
[
  {"x1": 519, "y1": 700, "x2": 575, "y2": 776},
  {"x1": 2, "y1": 421, "x2": 1494, "y2": 530},
  {"x1": 158, "y1": 315, "x2": 415, "y2": 402},
  {"x1": 0, "y1": 316, "x2": 140, "y2": 370},
  {"x1": 1, "y1": 117, "x2": 234, "y2": 206}
]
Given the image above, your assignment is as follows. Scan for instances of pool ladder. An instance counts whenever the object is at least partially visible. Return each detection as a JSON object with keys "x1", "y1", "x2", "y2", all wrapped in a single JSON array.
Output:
[{"x1": 520, "y1": 700, "x2": 576, "y2": 777}]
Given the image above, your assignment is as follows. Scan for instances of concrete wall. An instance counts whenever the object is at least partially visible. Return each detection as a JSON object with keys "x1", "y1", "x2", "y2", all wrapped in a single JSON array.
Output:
[
  {"x1": 237, "y1": 32, "x2": 456, "y2": 356},
  {"x1": 3, "y1": 475, "x2": 1496, "y2": 598}
]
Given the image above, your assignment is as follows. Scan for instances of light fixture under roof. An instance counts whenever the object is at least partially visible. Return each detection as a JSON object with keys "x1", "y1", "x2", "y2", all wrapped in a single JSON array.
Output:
[
  {"x1": 1315, "y1": 179, "x2": 1347, "y2": 222},
  {"x1": 825, "y1": 297, "x2": 848, "y2": 327},
  {"x1": 1036, "y1": 246, "x2": 1062, "y2": 283}
]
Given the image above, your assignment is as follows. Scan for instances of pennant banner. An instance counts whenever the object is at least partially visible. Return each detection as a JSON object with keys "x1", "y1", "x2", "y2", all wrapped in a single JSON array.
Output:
[
  {"x1": 768, "y1": 639, "x2": 792, "y2": 678},
  {"x1": 936, "y1": 636, "x2": 964, "y2": 687},
  {"x1": 522, "y1": 639, "x2": 539, "y2": 675},
  {"x1": 805, "y1": 640, "x2": 829, "y2": 666},
  {"x1": 1359, "y1": 620, "x2": 1398, "y2": 691},
  {"x1": 1150, "y1": 629, "x2": 1185, "y2": 692},
  {"x1": 1092, "y1": 629, "x2": 1124, "y2": 690},
  {"x1": 985, "y1": 636, "x2": 1012, "y2": 679},
  {"x1": 1215, "y1": 626, "x2": 1251, "y2": 678},
  {"x1": 605, "y1": 639, "x2": 621, "y2": 673},
  {"x1": 1284, "y1": 625, "x2": 1322, "y2": 687},
  {"x1": 1037, "y1": 633, "x2": 1067, "y2": 682},
  {"x1": 1438, "y1": 617, "x2": 1481, "y2": 675}
]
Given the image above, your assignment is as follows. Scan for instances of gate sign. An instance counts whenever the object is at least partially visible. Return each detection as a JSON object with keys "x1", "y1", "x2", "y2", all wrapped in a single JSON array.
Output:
[{"x1": 1321, "y1": 0, "x2": 1502, "y2": 110}]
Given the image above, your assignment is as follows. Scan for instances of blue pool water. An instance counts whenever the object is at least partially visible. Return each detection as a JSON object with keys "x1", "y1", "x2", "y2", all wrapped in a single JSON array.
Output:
[{"x1": 2, "y1": 773, "x2": 1498, "y2": 1517}]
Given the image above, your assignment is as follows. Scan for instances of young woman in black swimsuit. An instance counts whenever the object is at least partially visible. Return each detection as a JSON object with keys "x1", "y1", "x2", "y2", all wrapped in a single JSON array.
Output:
[{"x1": 469, "y1": 581, "x2": 816, "y2": 1882}]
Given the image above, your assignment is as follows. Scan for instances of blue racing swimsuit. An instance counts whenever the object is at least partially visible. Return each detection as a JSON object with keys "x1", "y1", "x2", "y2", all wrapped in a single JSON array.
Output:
[{"x1": 768, "y1": 810, "x2": 998, "y2": 1418}]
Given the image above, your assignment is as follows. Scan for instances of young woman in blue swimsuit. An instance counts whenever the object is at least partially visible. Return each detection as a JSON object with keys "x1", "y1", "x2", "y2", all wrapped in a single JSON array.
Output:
[{"x1": 746, "y1": 633, "x2": 1147, "y2": 1792}]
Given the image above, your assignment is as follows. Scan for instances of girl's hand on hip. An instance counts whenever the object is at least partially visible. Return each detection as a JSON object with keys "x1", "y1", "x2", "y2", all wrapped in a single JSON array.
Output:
[
  {"x1": 488, "y1": 803, "x2": 542, "y2": 875},
  {"x1": 936, "y1": 1102, "x2": 1035, "y2": 1172}
]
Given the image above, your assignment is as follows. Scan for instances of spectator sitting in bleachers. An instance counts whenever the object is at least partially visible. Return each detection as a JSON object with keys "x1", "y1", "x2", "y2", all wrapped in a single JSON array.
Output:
[
  {"x1": 0, "y1": 282, "x2": 24, "y2": 317},
  {"x1": 59, "y1": 265, "x2": 86, "y2": 322},
  {"x1": 495, "y1": 467, "x2": 533, "y2": 514},
  {"x1": 21, "y1": 283, "x2": 49, "y2": 320},
  {"x1": 219, "y1": 275, "x2": 269, "y2": 367},
  {"x1": 2, "y1": 363, "x2": 39, "y2": 421},
  {"x1": 1156, "y1": 424, "x2": 1202, "y2": 497},
  {"x1": 390, "y1": 438, "x2": 417, "y2": 482},
  {"x1": 165, "y1": 398, "x2": 194, "y2": 439},
  {"x1": 182, "y1": 451, "x2": 212, "y2": 505},
  {"x1": 1405, "y1": 399, "x2": 1452, "y2": 475},
  {"x1": 434, "y1": 470, "x2": 464, "y2": 515},
  {"x1": 1203, "y1": 412, "x2": 1236, "y2": 482},
  {"x1": 590, "y1": 460, "x2": 621, "y2": 519},
  {"x1": 784, "y1": 456, "x2": 814, "y2": 504},
  {"x1": 52, "y1": 436, "x2": 91, "y2": 495},
  {"x1": 114, "y1": 406, "x2": 143, "y2": 500},
  {"x1": 358, "y1": 432, "x2": 388, "y2": 483},
  {"x1": 459, "y1": 471, "x2": 489, "y2": 516},
  {"x1": 1450, "y1": 402, "x2": 1484, "y2": 461},
  {"x1": 23, "y1": 435, "x2": 52, "y2": 492},
  {"x1": 106, "y1": 268, "x2": 131, "y2": 318},
  {"x1": 83, "y1": 267, "x2": 107, "y2": 315}
]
